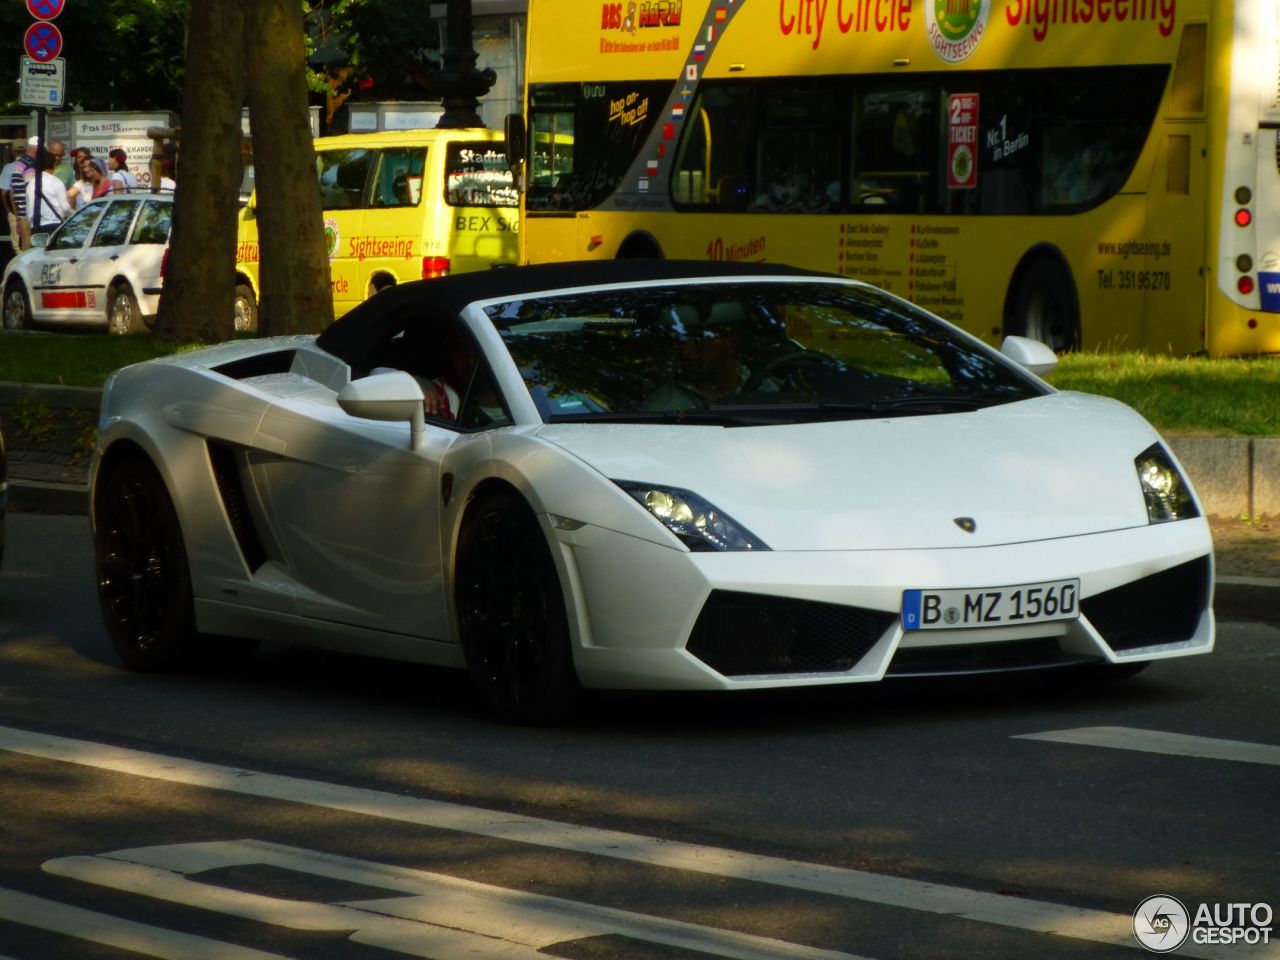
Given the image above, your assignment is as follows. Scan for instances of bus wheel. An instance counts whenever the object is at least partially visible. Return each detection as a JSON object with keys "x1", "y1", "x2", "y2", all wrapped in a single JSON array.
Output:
[
  {"x1": 234, "y1": 284, "x2": 259, "y2": 333},
  {"x1": 1005, "y1": 256, "x2": 1079, "y2": 353}
]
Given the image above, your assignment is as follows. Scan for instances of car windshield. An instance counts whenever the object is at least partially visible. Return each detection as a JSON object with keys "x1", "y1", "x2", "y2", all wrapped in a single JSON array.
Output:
[{"x1": 484, "y1": 281, "x2": 1047, "y2": 424}]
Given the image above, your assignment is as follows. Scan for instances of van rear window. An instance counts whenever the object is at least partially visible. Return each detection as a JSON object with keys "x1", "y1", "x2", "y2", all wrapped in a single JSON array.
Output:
[{"x1": 445, "y1": 142, "x2": 518, "y2": 208}]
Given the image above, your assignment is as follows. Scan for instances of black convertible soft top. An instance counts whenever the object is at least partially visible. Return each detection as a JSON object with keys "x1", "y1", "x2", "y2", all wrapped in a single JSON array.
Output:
[{"x1": 315, "y1": 259, "x2": 833, "y2": 359}]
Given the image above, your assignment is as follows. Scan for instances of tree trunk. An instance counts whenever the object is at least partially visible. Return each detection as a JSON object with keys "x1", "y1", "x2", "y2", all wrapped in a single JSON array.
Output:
[
  {"x1": 152, "y1": 0, "x2": 246, "y2": 342},
  {"x1": 245, "y1": 0, "x2": 333, "y2": 336}
]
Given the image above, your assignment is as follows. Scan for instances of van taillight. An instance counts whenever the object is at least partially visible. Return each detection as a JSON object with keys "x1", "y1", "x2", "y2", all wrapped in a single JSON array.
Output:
[
  {"x1": 161, "y1": 248, "x2": 169, "y2": 278},
  {"x1": 422, "y1": 256, "x2": 451, "y2": 279}
]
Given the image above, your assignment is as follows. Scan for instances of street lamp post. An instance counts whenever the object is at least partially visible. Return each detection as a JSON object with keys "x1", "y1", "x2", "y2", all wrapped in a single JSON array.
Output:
[{"x1": 435, "y1": 0, "x2": 496, "y2": 129}]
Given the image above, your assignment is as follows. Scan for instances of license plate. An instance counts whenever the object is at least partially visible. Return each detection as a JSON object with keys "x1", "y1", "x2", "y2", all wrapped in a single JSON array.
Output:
[{"x1": 902, "y1": 579, "x2": 1080, "y2": 632}]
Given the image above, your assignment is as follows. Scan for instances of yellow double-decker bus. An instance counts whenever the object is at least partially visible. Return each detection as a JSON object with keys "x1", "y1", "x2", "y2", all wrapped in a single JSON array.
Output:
[{"x1": 510, "y1": 0, "x2": 1280, "y2": 356}]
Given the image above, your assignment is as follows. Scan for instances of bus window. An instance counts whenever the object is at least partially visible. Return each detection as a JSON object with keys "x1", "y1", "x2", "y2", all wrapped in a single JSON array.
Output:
[
  {"x1": 852, "y1": 86, "x2": 935, "y2": 213},
  {"x1": 1039, "y1": 68, "x2": 1166, "y2": 211},
  {"x1": 673, "y1": 84, "x2": 753, "y2": 211},
  {"x1": 528, "y1": 82, "x2": 670, "y2": 211},
  {"x1": 750, "y1": 83, "x2": 842, "y2": 214},
  {"x1": 445, "y1": 142, "x2": 518, "y2": 207},
  {"x1": 317, "y1": 149, "x2": 373, "y2": 209},
  {"x1": 371, "y1": 148, "x2": 426, "y2": 207}
]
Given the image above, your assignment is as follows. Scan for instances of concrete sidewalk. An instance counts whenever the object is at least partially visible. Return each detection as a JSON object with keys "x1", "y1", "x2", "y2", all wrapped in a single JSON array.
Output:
[{"x1": 3, "y1": 381, "x2": 1277, "y2": 625}]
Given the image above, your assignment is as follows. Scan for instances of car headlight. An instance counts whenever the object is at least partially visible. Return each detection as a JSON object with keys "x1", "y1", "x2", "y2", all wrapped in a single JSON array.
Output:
[
  {"x1": 615, "y1": 481, "x2": 769, "y2": 552},
  {"x1": 1135, "y1": 444, "x2": 1198, "y2": 523}
]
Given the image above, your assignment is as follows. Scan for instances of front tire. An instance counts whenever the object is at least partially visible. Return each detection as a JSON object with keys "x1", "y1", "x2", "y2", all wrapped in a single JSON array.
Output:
[
  {"x1": 4, "y1": 281, "x2": 32, "y2": 330},
  {"x1": 94, "y1": 456, "x2": 197, "y2": 671},
  {"x1": 454, "y1": 492, "x2": 580, "y2": 723},
  {"x1": 107, "y1": 282, "x2": 143, "y2": 335}
]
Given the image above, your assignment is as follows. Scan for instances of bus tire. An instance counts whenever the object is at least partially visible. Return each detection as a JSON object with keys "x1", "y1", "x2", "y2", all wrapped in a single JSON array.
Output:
[
  {"x1": 234, "y1": 284, "x2": 259, "y2": 333},
  {"x1": 1004, "y1": 254, "x2": 1080, "y2": 353}
]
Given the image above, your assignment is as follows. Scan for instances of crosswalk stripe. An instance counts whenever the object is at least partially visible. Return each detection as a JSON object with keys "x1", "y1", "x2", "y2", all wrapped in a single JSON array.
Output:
[
  {"x1": 0, "y1": 723, "x2": 1262, "y2": 958},
  {"x1": 45, "y1": 840, "x2": 869, "y2": 960},
  {"x1": 0, "y1": 888, "x2": 291, "y2": 960},
  {"x1": 1014, "y1": 726, "x2": 1280, "y2": 766}
]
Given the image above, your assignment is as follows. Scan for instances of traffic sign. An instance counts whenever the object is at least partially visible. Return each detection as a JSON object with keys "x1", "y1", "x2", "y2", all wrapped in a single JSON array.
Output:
[
  {"x1": 23, "y1": 21, "x2": 63, "y2": 62},
  {"x1": 26, "y1": 0, "x2": 67, "y2": 20},
  {"x1": 19, "y1": 57, "x2": 65, "y2": 108}
]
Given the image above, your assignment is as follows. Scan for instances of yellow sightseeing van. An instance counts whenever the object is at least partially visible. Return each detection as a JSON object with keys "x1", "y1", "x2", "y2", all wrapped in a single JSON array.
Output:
[{"x1": 235, "y1": 128, "x2": 519, "y2": 322}]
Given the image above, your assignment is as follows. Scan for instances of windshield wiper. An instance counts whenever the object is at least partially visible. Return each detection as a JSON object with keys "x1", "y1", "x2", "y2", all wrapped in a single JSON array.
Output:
[{"x1": 867, "y1": 394, "x2": 1011, "y2": 414}]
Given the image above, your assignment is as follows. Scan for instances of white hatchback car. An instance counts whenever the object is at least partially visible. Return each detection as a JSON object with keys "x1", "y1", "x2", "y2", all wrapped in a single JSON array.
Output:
[{"x1": 2, "y1": 193, "x2": 172, "y2": 335}]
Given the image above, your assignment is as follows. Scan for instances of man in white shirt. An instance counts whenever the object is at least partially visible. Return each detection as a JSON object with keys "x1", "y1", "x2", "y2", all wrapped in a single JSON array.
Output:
[{"x1": 26, "y1": 147, "x2": 72, "y2": 234}]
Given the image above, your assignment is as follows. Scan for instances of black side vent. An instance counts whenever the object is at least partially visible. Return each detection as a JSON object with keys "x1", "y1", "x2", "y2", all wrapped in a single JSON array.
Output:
[
  {"x1": 207, "y1": 440, "x2": 267, "y2": 572},
  {"x1": 688, "y1": 591, "x2": 894, "y2": 677},
  {"x1": 1081, "y1": 556, "x2": 1210, "y2": 652},
  {"x1": 212, "y1": 350, "x2": 296, "y2": 381}
]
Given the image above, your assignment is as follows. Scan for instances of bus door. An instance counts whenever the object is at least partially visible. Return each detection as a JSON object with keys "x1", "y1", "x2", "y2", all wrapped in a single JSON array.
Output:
[
  {"x1": 1143, "y1": 121, "x2": 1208, "y2": 355},
  {"x1": 525, "y1": 101, "x2": 581, "y2": 262}
]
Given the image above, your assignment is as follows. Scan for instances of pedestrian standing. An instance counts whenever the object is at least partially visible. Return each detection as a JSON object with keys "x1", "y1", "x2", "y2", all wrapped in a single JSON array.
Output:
[
  {"x1": 7, "y1": 137, "x2": 40, "y2": 251},
  {"x1": 46, "y1": 140, "x2": 81, "y2": 211},
  {"x1": 1, "y1": 139, "x2": 27, "y2": 253},
  {"x1": 108, "y1": 149, "x2": 139, "y2": 193},
  {"x1": 26, "y1": 147, "x2": 73, "y2": 234}
]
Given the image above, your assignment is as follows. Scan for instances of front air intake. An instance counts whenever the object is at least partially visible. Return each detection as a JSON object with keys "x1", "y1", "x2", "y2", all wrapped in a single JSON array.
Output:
[
  {"x1": 1080, "y1": 556, "x2": 1210, "y2": 652},
  {"x1": 687, "y1": 591, "x2": 894, "y2": 677}
]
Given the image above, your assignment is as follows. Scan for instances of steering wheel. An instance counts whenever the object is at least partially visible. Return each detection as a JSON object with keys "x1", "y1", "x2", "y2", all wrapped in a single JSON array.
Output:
[{"x1": 742, "y1": 349, "x2": 833, "y2": 394}]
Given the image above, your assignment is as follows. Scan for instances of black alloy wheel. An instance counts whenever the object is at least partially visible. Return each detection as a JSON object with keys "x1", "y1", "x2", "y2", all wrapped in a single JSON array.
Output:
[
  {"x1": 94, "y1": 456, "x2": 198, "y2": 671},
  {"x1": 454, "y1": 491, "x2": 580, "y2": 723}
]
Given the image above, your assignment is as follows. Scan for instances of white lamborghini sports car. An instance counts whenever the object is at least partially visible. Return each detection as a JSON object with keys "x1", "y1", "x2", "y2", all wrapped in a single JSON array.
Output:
[{"x1": 90, "y1": 261, "x2": 1214, "y2": 721}]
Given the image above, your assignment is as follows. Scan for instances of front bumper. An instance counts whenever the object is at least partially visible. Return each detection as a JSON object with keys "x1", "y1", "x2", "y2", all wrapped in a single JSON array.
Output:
[{"x1": 552, "y1": 518, "x2": 1214, "y2": 690}]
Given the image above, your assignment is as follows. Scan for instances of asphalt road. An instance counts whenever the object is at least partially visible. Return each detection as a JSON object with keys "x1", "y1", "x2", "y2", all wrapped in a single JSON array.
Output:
[{"x1": 0, "y1": 513, "x2": 1276, "y2": 960}]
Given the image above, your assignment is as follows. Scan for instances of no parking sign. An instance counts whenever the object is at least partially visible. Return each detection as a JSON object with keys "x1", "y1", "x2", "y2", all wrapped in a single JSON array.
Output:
[
  {"x1": 27, "y1": 0, "x2": 67, "y2": 19},
  {"x1": 23, "y1": 22, "x2": 63, "y2": 63}
]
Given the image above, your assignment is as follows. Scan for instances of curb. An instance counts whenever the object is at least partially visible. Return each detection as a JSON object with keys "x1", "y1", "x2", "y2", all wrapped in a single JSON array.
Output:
[{"x1": 9, "y1": 478, "x2": 89, "y2": 516}]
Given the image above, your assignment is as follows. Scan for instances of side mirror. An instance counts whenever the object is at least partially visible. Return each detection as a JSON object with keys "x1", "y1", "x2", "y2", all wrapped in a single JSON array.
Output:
[
  {"x1": 503, "y1": 113, "x2": 526, "y2": 192},
  {"x1": 337, "y1": 370, "x2": 426, "y2": 450},
  {"x1": 31, "y1": 232, "x2": 50, "y2": 249},
  {"x1": 1000, "y1": 335, "x2": 1058, "y2": 377}
]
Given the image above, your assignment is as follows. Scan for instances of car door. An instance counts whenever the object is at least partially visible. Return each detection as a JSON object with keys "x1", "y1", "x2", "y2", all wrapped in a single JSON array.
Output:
[
  {"x1": 28, "y1": 203, "x2": 104, "y2": 324},
  {"x1": 74, "y1": 198, "x2": 142, "y2": 326},
  {"x1": 249, "y1": 307, "x2": 485, "y2": 641}
]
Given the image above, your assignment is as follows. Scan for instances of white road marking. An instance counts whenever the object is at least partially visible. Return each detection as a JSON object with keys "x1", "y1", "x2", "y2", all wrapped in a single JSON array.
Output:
[
  {"x1": 0, "y1": 723, "x2": 1267, "y2": 959},
  {"x1": 45, "y1": 839, "x2": 866, "y2": 960},
  {"x1": 1015, "y1": 726, "x2": 1280, "y2": 766},
  {"x1": 0, "y1": 888, "x2": 290, "y2": 959}
]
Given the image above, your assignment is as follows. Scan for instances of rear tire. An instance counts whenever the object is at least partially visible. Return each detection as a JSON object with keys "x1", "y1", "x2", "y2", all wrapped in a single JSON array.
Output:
[
  {"x1": 107, "y1": 282, "x2": 143, "y2": 335},
  {"x1": 454, "y1": 491, "x2": 580, "y2": 723},
  {"x1": 1004, "y1": 256, "x2": 1079, "y2": 352},
  {"x1": 4, "y1": 281, "x2": 31, "y2": 330},
  {"x1": 234, "y1": 283, "x2": 259, "y2": 333}
]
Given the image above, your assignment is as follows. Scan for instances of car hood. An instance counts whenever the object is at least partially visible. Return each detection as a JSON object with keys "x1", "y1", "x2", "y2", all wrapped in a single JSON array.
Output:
[{"x1": 535, "y1": 393, "x2": 1173, "y2": 551}]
